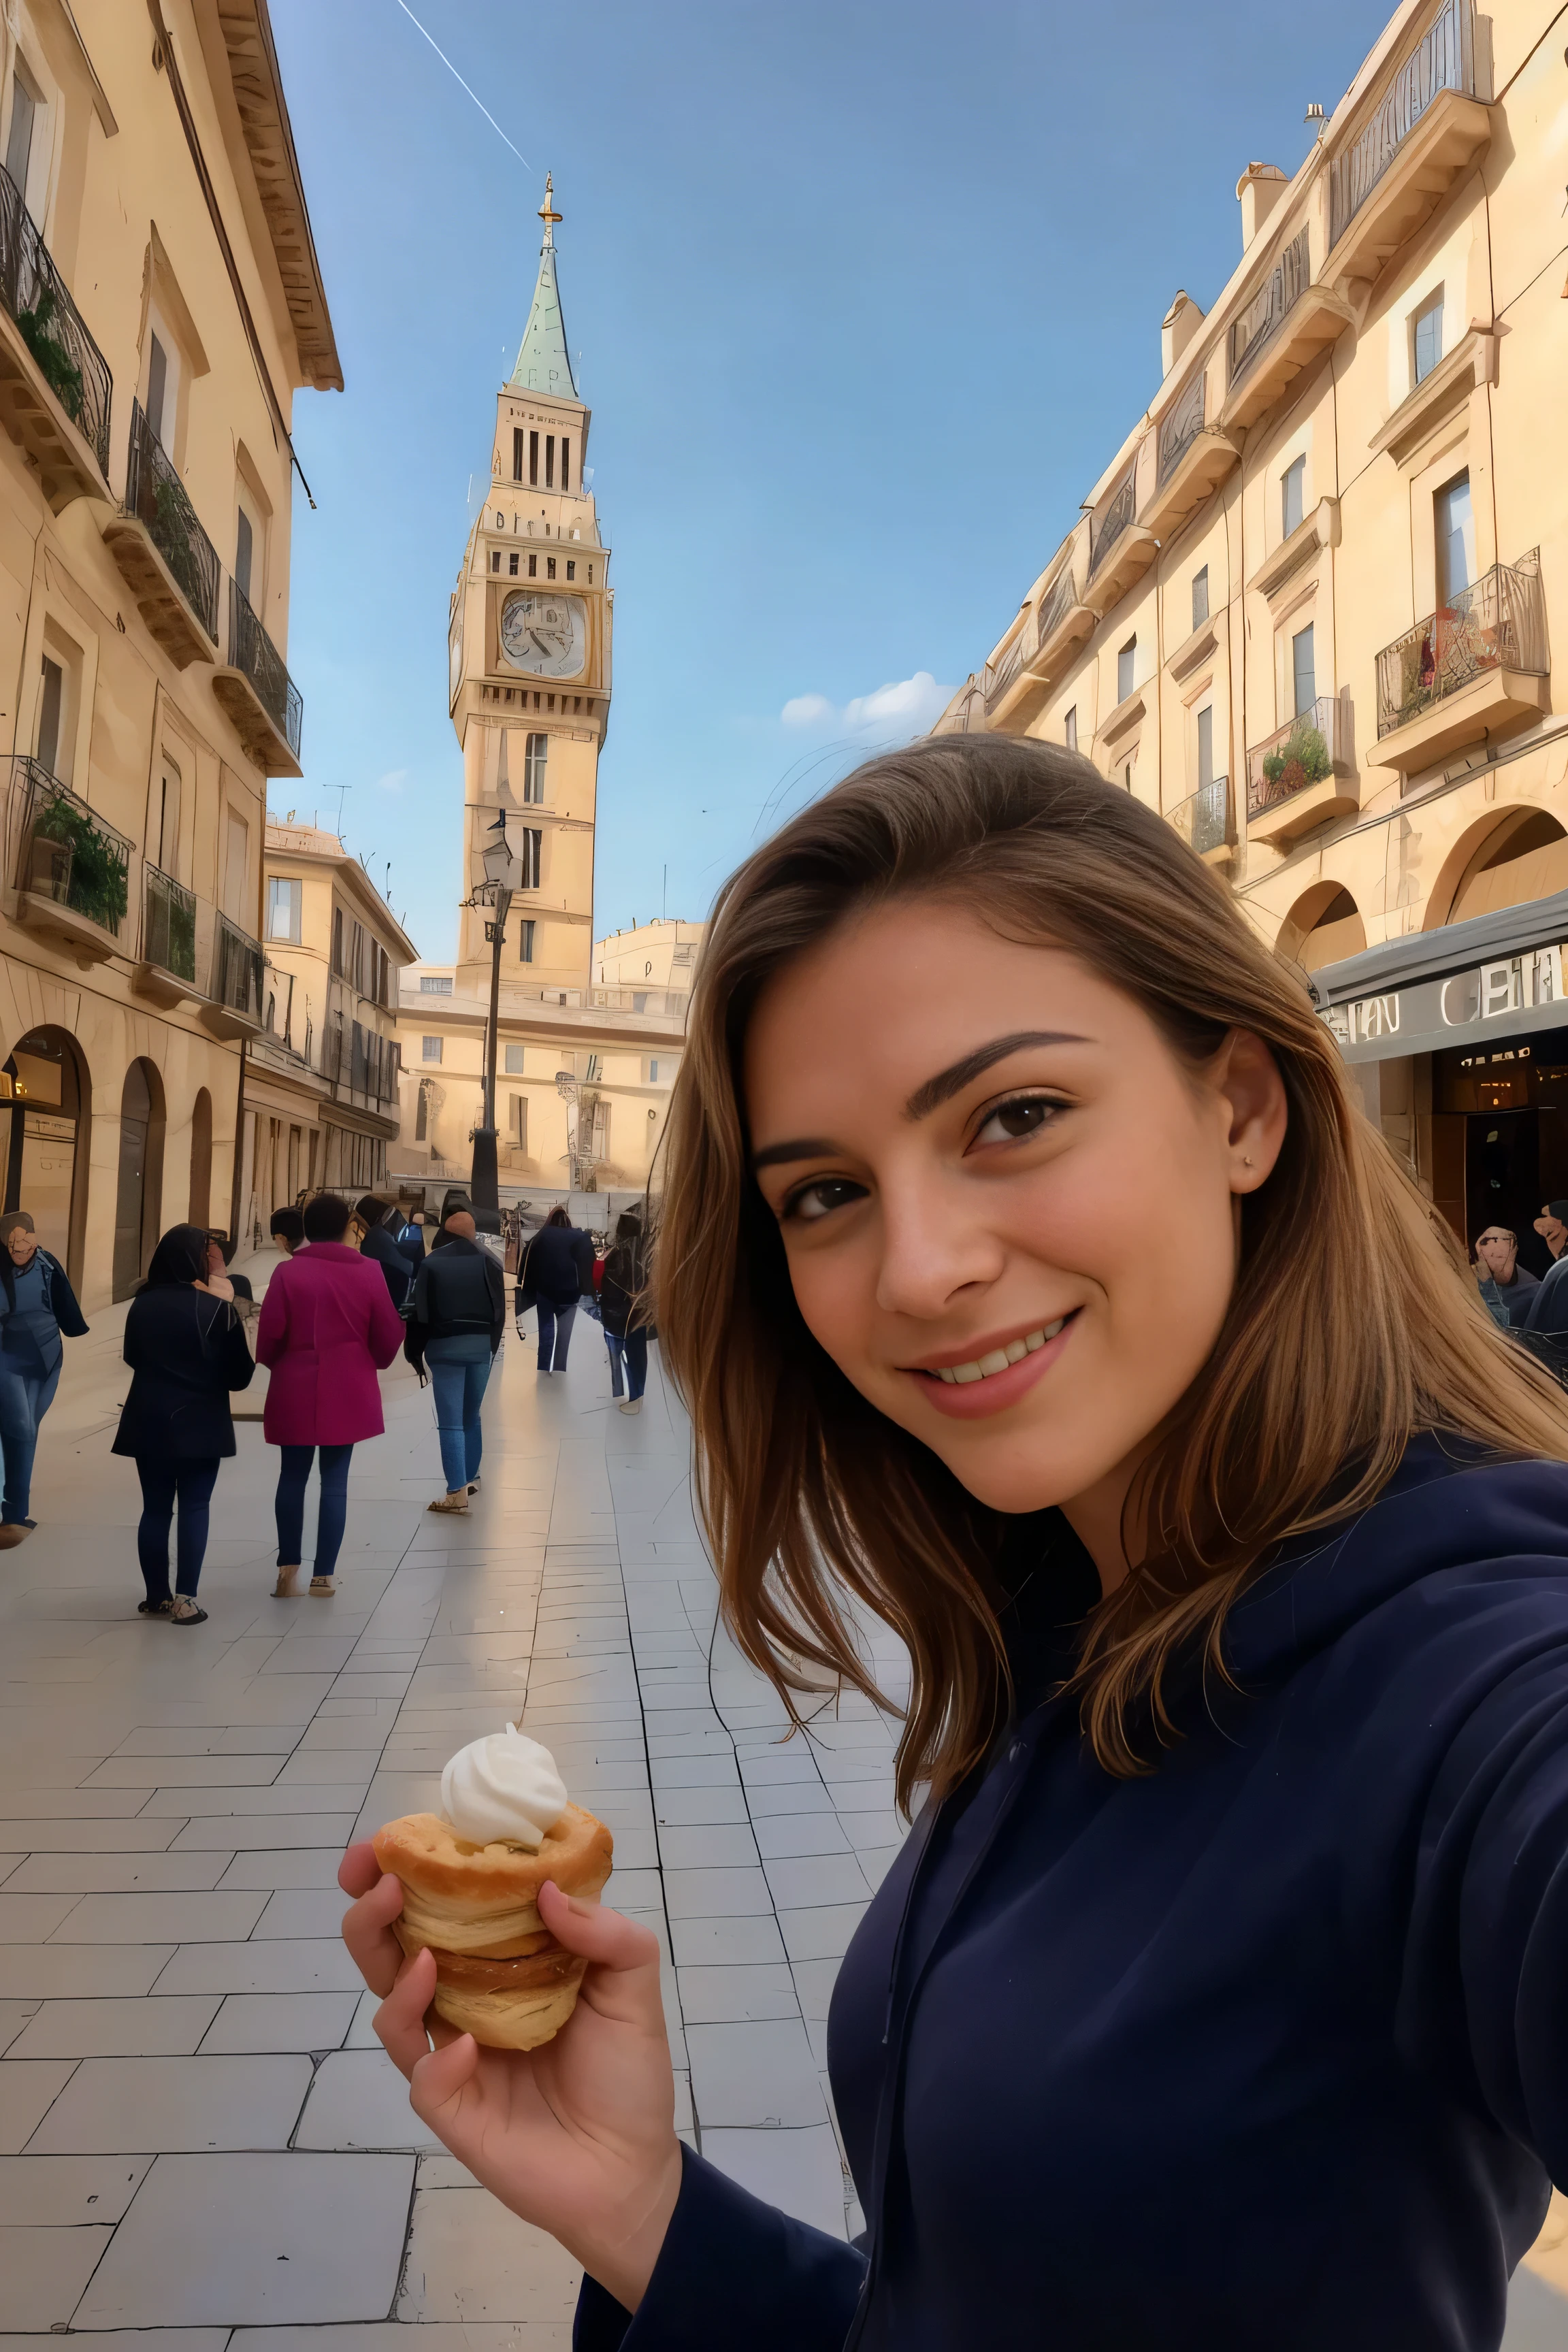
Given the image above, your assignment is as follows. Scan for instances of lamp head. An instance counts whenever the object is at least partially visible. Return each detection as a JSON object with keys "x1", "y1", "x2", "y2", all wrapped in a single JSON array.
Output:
[{"x1": 481, "y1": 809, "x2": 515, "y2": 889}]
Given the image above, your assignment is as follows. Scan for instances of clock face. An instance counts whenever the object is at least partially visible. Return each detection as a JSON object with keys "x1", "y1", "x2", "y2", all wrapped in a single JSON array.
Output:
[{"x1": 500, "y1": 591, "x2": 587, "y2": 680}]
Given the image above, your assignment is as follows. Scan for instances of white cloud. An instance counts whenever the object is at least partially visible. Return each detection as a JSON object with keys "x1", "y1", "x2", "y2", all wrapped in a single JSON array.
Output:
[
  {"x1": 779, "y1": 671, "x2": 951, "y2": 741},
  {"x1": 374, "y1": 768, "x2": 408, "y2": 794}
]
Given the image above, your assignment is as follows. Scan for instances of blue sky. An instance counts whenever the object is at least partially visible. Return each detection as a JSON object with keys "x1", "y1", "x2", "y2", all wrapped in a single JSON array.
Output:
[{"x1": 270, "y1": 0, "x2": 1384, "y2": 962}]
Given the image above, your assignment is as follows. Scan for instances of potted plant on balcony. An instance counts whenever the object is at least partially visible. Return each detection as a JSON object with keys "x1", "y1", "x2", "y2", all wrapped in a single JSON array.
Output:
[
  {"x1": 16, "y1": 286, "x2": 84, "y2": 428},
  {"x1": 31, "y1": 793, "x2": 128, "y2": 934},
  {"x1": 165, "y1": 889, "x2": 197, "y2": 981},
  {"x1": 1260, "y1": 719, "x2": 1332, "y2": 805}
]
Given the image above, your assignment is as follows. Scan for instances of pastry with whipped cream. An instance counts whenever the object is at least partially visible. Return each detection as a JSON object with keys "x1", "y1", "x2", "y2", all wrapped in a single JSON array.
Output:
[{"x1": 373, "y1": 1724, "x2": 612, "y2": 2050}]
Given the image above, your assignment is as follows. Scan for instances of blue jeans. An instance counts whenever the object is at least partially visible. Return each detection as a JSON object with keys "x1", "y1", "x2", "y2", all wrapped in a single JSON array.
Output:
[
  {"x1": 274, "y1": 1443, "x2": 354, "y2": 1578},
  {"x1": 427, "y1": 1335, "x2": 493, "y2": 1491},
  {"x1": 136, "y1": 1456, "x2": 220, "y2": 1600},
  {"x1": 0, "y1": 1354, "x2": 60, "y2": 1524},
  {"x1": 605, "y1": 1328, "x2": 649, "y2": 1401},
  {"x1": 536, "y1": 1298, "x2": 577, "y2": 1372}
]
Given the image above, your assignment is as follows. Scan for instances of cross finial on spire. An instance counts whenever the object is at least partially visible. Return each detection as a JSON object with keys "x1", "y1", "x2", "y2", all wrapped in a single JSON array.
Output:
[{"x1": 539, "y1": 172, "x2": 562, "y2": 248}]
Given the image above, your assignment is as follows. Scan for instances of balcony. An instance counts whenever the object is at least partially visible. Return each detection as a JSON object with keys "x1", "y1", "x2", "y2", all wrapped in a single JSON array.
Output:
[
  {"x1": 1328, "y1": 0, "x2": 1489, "y2": 293},
  {"x1": 213, "y1": 581, "x2": 304, "y2": 777},
  {"x1": 1084, "y1": 466, "x2": 1156, "y2": 616},
  {"x1": 1221, "y1": 226, "x2": 1353, "y2": 431},
  {"x1": 7, "y1": 759, "x2": 131, "y2": 966},
  {"x1": 1246, "y1": 696, "x2": 1356, "y2": 843},
  {"x1": 983, "y1": 629, "x2": 1028, "y2": 718},
  {"x1": 101, "y1": 402, "x2": 220, "y2": 669},
  {"x1": 132, "y1": 865, "x2": 201, "y2": 1009},
  {"x1": 201, "y1": 910, "x2": 264, "y2": 1041},
  {"x1": 1168, "y1": 777, "x2": 1232, "y2": 865},
  {"x1": 1374, "y1": 552, "x2": 1549, "y2": 776},
  {"x1": 1141, "y1": 374, "x2": 1241, "y2": 544},
  {"x1": 0, "y1": 163, "x2": 111, "y2": 510}
]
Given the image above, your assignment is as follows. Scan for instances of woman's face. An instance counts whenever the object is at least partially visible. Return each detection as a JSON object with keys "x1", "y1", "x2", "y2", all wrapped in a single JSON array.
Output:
[
  {"x1": 744, "y1": 901, "x2": 1286, "y2": 1555},
  {"x1": 7, "y1": 1224, "x2": 36, "y2": 1266}
]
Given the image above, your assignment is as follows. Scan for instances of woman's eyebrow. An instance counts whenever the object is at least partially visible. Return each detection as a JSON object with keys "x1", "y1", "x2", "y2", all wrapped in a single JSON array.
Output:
[
  {"x1": 904, "y1": 1030, "x2": 1092, "y2": 1120},
  {"x1": 751, "y1": 1137, "x2": 840, "y2": 1171}
]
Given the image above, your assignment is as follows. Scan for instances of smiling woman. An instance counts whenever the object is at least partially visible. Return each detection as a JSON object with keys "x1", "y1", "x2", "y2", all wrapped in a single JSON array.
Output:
[{"x1": 340, "y1": 737, "x2": 1568, "y2": 2352}]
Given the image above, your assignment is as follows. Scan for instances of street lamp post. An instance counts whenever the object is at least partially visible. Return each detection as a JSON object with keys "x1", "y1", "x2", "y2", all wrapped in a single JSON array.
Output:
[{"x1": 467, "y1": 811, "x2": 521, "y2": 1228}]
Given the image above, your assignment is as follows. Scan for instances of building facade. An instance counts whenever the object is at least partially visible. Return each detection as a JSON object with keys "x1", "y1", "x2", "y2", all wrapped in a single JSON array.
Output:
[
  {"x1": 393, "y1": 182, "x2": 691, "y2": 1207},
  {"x1": 242, "y1": 818, "x2": 416, "y2": 1238},
  {"x1": 0, "y1": 0, "x2": 336, "y2": 1303},
  {"x1": 943, "y1": 0, "x2": 1568, "y2": 1266}
]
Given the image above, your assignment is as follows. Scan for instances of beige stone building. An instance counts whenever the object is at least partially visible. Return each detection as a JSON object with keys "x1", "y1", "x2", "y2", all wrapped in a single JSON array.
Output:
[
  {"x1": 942, "y1": 0, "x2": 1568, "y2": 1267},
  {"x1": 393, "y1": 183, "x2": 691, "y2": 1209},
  {"x1": 241, "y1": 818, "x2": 416, "y2": 1237},
  {"x1": 0, "y1": 1, "x2": 336, "y2": 1301}
]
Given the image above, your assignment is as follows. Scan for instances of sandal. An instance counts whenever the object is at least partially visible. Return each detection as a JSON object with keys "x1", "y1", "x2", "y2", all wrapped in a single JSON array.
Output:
[
  {"x1": 308, "y1": 1576, "x2": 335, "y2": 1596},
  {"x1": 137, "y1": 1595, "x2": 175, "y2": 1617},
  {"x1": 273, "y1": 1565, "x2": 301, "y2": 1598},
  {"x1": 427, "y1": 1490, "x2": 470, "y2": 1515},
  {"x1": 169, "y1": 1597, "x2": 208, "y2": 1625}
]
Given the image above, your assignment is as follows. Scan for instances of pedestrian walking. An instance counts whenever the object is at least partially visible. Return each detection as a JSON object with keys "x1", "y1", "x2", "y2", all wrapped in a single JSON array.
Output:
[
  {"x1": 404, "y1": 1208, "x2": 505, "y2": 1514},
  {"x1": 113, "y1": 1224, "x2": 253, "y2": 1624},
  {"x1": 255, "y1": 1191, "x2": 405, "y2": 1597},
  {"x1": 355, "y1": 1194, "x2": 423, "y2": 1309},
  {"x1": 344, "y1": 735, "x2": 1568, "y2": 2351},
  {"x1": 0, "y1": 1209, "x2": 87, "y2": 1548},
  {"x1": 1472, "y1": 1224, "x2": 1539, "y2": 1322},
  {"x1": 518, "y1": 1205, "x2": 593, "y2": 1374},
  {"x1": 600, "y1": 1210, "x2": 652, "y2": 1415}
]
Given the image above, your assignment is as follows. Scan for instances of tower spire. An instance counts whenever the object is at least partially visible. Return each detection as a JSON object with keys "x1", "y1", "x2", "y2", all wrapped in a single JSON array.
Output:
[{"x1": 510, "y1": 172, "x2": 576, "y2": 397}]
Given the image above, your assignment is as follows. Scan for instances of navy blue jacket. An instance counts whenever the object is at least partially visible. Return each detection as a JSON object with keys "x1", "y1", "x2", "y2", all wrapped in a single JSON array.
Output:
[
  {"x1": 520, "y1": 1222, "x2": 595, "y2": 1307},
  {"x1": 576, "y1": 1440, "x2": 1568, "y2": 2350},
  {"x1": 360, "y1": 1221, "x2": 421, "y2": 1309}
]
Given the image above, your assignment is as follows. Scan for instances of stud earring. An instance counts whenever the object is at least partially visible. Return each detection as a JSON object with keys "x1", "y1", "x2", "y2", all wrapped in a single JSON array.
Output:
[{"x1": 1243, "y1": 1156, "x2": 1254, "y2": 1167}]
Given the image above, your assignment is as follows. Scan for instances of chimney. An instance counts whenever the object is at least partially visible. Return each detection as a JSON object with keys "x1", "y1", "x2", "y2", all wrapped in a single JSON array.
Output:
[
  {"x1": 1236, "y1": 162, "x2": 1288, "y2": 250},
  {"x1": 1161, "y1": 290, "x2": 1205, "y2": 378}
]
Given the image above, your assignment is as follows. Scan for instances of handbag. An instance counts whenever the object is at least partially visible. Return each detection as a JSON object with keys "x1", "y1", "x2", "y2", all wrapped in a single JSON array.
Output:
[{"x1": 515, "y1": 1233, "x2": 538, "y2": 1318}]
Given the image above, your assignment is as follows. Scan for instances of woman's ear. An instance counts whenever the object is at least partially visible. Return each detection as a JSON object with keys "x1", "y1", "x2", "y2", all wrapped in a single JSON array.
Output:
[{"x1": 1214, "y1": 1030, "x2": 1288, "y2": 1195}]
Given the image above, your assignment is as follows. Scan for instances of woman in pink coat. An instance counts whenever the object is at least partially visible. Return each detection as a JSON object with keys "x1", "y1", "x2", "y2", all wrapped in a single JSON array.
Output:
[{"x1": 255, "y1": 1192, "x2": 405, "y2": 1597}]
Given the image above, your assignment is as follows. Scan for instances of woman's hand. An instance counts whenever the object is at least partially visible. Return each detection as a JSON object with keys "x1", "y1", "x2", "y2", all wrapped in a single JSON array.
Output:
[
  {"x1": 195, "y1": 1274, "x2": 235, "y2": 1301},
  {"x1": 339, "y1": 1844, "x2": 682, "y2": 2312}
]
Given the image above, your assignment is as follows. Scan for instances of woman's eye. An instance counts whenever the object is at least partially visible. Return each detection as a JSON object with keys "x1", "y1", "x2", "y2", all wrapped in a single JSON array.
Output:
[
  {"x1": 973, "y1": 1096, "x2": 1062, "y2": 1147},
  {"x1": 783, "y1": 1177, "x2": 866, "y2": 1224}
]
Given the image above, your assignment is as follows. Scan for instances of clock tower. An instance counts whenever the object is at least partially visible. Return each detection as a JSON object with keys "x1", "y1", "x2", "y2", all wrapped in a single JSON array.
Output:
[{"x1": 446, "y1": 177, "x2": 610, "y2": 996}]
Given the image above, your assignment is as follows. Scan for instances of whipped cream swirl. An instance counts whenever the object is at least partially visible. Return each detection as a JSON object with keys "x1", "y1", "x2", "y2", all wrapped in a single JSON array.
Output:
[{"x1": 441, "y1": 1724, "x2": 568, "y2": 1850}]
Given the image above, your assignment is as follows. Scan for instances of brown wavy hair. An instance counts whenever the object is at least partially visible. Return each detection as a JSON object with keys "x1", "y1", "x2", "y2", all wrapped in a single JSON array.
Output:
[{"x1": 653, "y1": 736, "x2": 1568, "y2": 1805}]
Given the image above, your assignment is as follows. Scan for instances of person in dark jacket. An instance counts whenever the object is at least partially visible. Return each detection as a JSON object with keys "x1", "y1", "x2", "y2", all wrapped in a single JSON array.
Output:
[
  {"x1": 355, "y1": 1195, "x2": 422, "y2": 1307},
  {"x1": 405, "y1": 1209, "x2": 506, "y2": 1513},
  {"x1": 269, "y1": 1205, "x2": 304, "y2": 1256},
  {"x1": 0, "y1": 1209, "x2": 88, "y2": 1546},
  {"x1": 206, "y1": 1230, "x2": 253, "y2": 1303},
  {"x1": 342, "y1": 742, "x2": 1568, "y2": 2352},
  {"x1": 1473, "y1": 1224, "x2": 1539, "y2": 1321},
  {"x1": 600, "y1": 1211, "x2": 652, "y2": 1416},
  {"x1": 114, "y1": 1224, "x2": 254, "y2": 1625},
  {"x1": 518, "y1": 1205, "x2": 594, "y2": 1374}
]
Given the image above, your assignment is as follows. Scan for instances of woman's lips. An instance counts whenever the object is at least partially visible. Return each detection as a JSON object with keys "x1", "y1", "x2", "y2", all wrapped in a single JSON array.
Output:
[{"x1": 906, "y1": 1313, "x2": 1078, "y2": 1419}]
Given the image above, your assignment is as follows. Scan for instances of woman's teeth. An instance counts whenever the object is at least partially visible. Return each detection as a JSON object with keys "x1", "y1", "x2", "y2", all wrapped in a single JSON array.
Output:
[{"x1": 931, "y1": 1319, "x2": 1066, "y2": 1385}]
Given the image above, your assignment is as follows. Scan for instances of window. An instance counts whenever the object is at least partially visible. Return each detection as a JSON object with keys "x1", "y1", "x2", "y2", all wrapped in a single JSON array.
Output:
[
  {"x1": 267, "y1": 877, "x2": 301, "y2": 943},
  {"x1": 146, "y1": 330, "x2": 173, "y2": 448},
  {"x1": 518, "y1": 917, "x2": 536, "y2": 963},
  {"x1": 545, "y1": 435, "x2": 555, "y2": 489},
  {"x1": 1123, "y1": 762, "x2": 1134, "y2": 792},
  {"x1": 588, "y1": 564, "x2": 594, "y2": 584},
  {"x1": 419, "y1": 973, "x2": 453, "y2": 994},
  {"x1": 1437, "y1": 472, "x2": 1475, "y2": 604},
  {"x1": 510, "y1": 1094, "x2": 527, "y2": 1147},
  {"x1": 1281, "y1": 455, "x2": 1306, "y2": 540},
  {"x1": 561, "y1": 437, "x2": 571, "y2": 492},
  {"x1": 504, "y1": 1043, "x2": 525, "y2": 1073},
  {"x1": 490, "y1": 550, "x2": 501, "y2": 573},
  {"x1": 1117, "y1": 637, "x2": 1137, "y2": 706},
  {"x1": 1196, "y1": 704, "x2": 1214, "y2": 791},
  {"x1": 566, "y1": 559, "x2": 576, "y2": 581},
  {"x1": 649, "y1": 1058, "x2": 662, "y2": 1084},
  {"x1": 4, "y1": 65, "x2": 37, "y2": 214},
  {"x1": 235, "y1": 508, "x2": 254, "y2": 602},
  {"x1": 1064, "y1": 706, "x2": 1077, "y2": 753},
  {"x1": 152, "y1": 753, "x2": 181, "y2": 875},
  {"x1": 585, "y1": 1053, "x2": 603, "y2": 1082},
  {"x1": 529, "y1": 430, "x2": 539, "y2": 485},
  {"x1": 1192, "y1": 566, "x2": 1209, "y2": 630},
  {"x1": 414, "y1": 1082, "x2": 429, "y2": 1141},
  {"x1": 422, "y1": 1035, "x2": 443, "y2": 1064},
  {"x1": 331, "y1": 907, "x2": 344, "y2": 974},
  {"x1": 222, "y1": 809, "x2": 250, "y2": 923},
  {"x1": 1292, "y1": 623, "x2": 1316, "y2": 717},
  {"x1": 508, "y1": 551, "x2": 519, "y2": 576},
  {"x1": 546, "y1": 556, "x2": 557, "y2": 581},
  {"x1": 513, "y1": 426, "x2": 525, "y2": 481},
  {"x1": 523, "y1": 732, "x2": 547, "y2": 802},
  {"x1": 35, "y1": 654, "x2": 62, "y2": 774},
  {"x1": 1412, "y1": 290, "x2": 1443, "y2": 386},
  {"x1": 519, "y1": 828, "x2": 542, "y2": 889},
  {"x1": 527, "y1": 552, "x2": 538, "y2": 577}
]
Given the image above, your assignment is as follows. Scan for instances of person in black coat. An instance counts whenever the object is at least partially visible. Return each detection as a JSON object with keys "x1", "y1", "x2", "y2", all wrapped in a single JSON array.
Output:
[
  {"x1": 404, "y1": 1209, "x2": 506, "y2": 1512},
  {"x1": 0, "y1": 1208, "x2": 88, "y2": 1546},
  {"x1": 600, "y1": 1211, "x2": 653, "y2": 1416},
  {"x1": 517, "y1": 1205, "x2": 595, "y2": 1374},
  {"x1": 114, "y1": 1224, "x2": 255, "y2": 1625},
  {"x1": 355, "y1": 1196, "x2": 422, "y2": 1309}
]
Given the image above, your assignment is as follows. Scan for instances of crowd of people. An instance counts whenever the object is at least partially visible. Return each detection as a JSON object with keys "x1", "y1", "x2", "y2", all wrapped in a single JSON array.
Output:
[
  {"x1": 1472, "y1": 1200, "x2": 1568, "y2": 1378},
  {"x1": 0, "y1": 1187, "x2": 656, "y2": 1622}
]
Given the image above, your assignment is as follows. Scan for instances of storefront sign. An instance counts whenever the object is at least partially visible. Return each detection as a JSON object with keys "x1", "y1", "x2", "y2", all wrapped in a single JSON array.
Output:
[{"x1": 1322, "y1": 943, "x2": 1568, "y2": 1061}]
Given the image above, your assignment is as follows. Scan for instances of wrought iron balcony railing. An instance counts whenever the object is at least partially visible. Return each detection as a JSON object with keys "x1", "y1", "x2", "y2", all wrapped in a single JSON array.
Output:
[
  {"x1": 1375, "y1": 551, "x2": 1547, "y2": 738},
  {"x1": 212, "y1": 909, "x2": 263, "y2": 1026},
  {"x1": 1169, "y1": 777, "x2": 1230, "y2": 858},
  {"x1": 1330, "y1": 0, "x2": 1475, "y2": 248},
  {"x1": 1036, "y1": 567, "x2": 1078, "y2": 649},
  {"x1": 1228, "y1": 225, "x2": 1311, "y2": 389},
  {"x1": 10, "y1": 758, "x2": 131, "y2": 939},
  {"x1": 1246, "y1": 696, "x2": 1348, "y2": 819},
  {"x1": 983, "y1": 632, "x2": 1026, "y2": 711},
  {"x1": 142, "y1": 864, "x2": 197, "y2": 984},
  {"x1": 228, "y1": 578, "x2": 303, "y2": 760},
  {"x1": 0, "y1": 163, "x2": 110, "y2": 474},
  {"x1": 1158, "y1": 372, "x2": 1207, "y2": 486},
  {"x1": 125, "y1": 399, "x2": 220, "y2": 639},
  {"x1": 1088, "y1": 467, "x2": 1137, "y2": 578}
]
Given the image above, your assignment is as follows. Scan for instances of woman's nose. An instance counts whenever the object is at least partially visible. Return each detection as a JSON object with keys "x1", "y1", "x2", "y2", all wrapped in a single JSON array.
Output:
[{"x1": 873, "y1": 1180, "x2": 1004, "y2": 1320}]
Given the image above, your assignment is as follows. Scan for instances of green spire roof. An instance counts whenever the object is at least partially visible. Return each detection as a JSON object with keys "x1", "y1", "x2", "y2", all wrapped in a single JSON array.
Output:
[{"x1": 510, "y1": 174, "x2": 577, "y2": 399}]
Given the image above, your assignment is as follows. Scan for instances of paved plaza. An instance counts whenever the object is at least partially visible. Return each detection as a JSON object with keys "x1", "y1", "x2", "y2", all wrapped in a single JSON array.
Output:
[{"x1": 0, "y1": 1254, "x2": 1565, "y2": 2348}]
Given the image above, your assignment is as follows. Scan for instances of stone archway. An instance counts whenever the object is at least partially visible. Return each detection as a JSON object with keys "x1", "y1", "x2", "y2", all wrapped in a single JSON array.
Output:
[
  {"x1": 112, "y1": 1058, "x2": 167, "y2": 1301},
  {"x1": 1276, "y1": 882, "x2": 1367, "y2": 974},
  {"x1": 189, "y1": 1086, "x2": 212, "y2": 1227},
  {"x1": 1424, "y1": 805, "x2": 1568, "y2": 931},
  {"x1": 1, "y1": 1024, "x2": 91, "y2": 1287}
]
